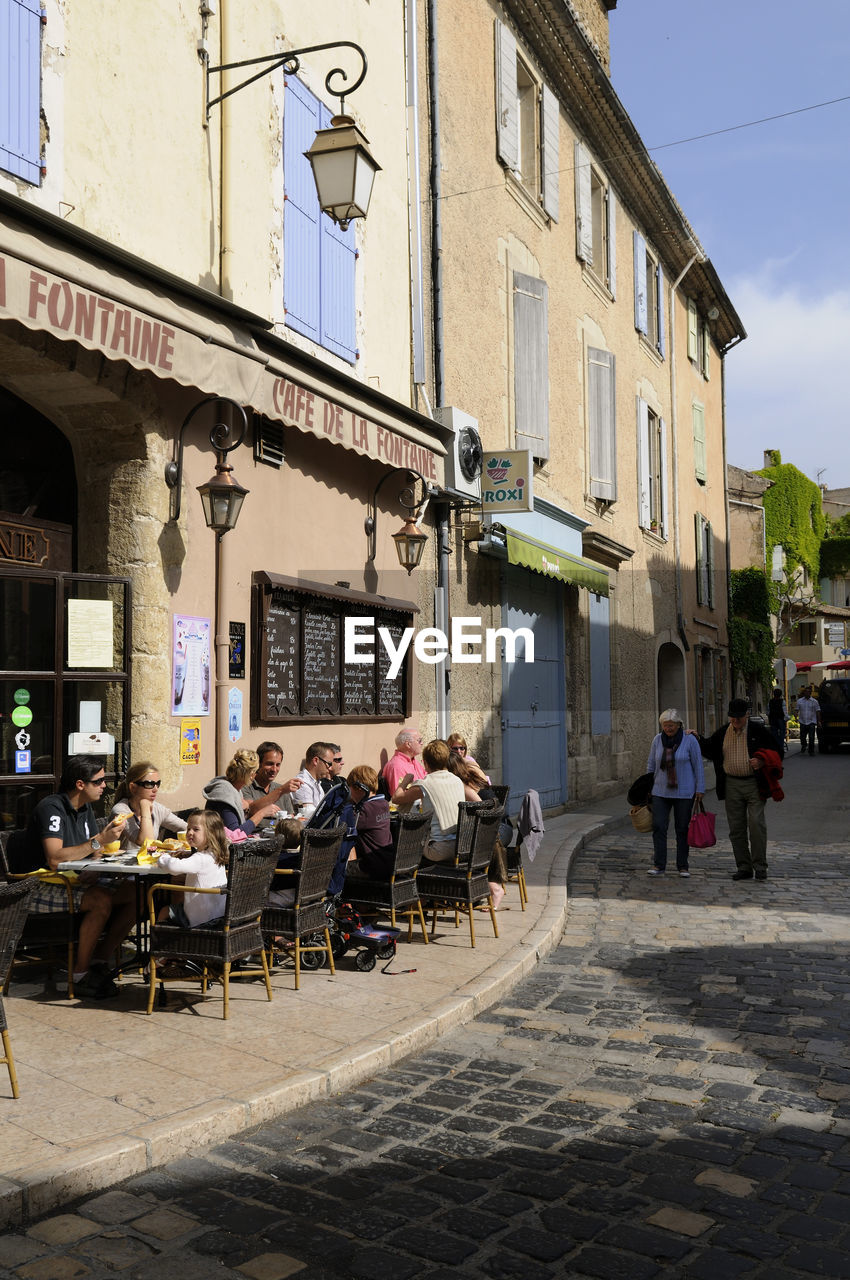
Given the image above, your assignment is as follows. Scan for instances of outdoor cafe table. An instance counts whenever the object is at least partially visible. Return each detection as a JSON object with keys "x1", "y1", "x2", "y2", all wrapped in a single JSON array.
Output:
[{"x1": 56, "y1": 853, "x2": 166, "y2": 976}]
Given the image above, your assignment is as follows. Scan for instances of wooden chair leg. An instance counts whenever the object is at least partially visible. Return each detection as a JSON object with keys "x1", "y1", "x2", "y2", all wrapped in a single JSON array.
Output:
[
  {"x1": 416, "y1": 901, "x2": 430, "y2": 944},
  {"x1": 323, "y1": 927, "x2": 336, "y2": 976},
  {"x1": 488, "y1": 894, "x2": 499, "y2": 938},
  {"x1": 519, "y1": 867, "x2": 528, "y2": 908},
  {"x1": 260, "y1": 950, "x2": 273, "y2": 1002},
  {"x1": 222, "y1": 962, "x2": 231, "y2": 1019},
  {"x1": 146, "y1": 958, "x2": 157, "y2": 1014},
  {"x1": 467, "y1": 903, "x2": 476, "y2": 948},
  {"x1": 293, "y1": 937, "x2": 301, "y2": 991},
  {"x1": 2, "y1": 1028, "x2": 20, "y2": 1099}
]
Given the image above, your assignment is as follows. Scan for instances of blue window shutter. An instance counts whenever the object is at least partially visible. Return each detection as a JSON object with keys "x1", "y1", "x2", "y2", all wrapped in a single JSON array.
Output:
[
  {"x1": 283, "y1": 77, "x2": 321, "y2": 343},
  {"x1": 607, "y1": 186, "x2": 617, "y2": 298},
  {"x1": 659, "y1": 416, "x2": 669, "y2": 538},
  {"x1": 321, "y1": 214, "x2": 357, "y2": 361},
  {"x1": 633, "y1": 232, "x2": 647, "y2": 334},
  {"x1": 0, "y1": 0, "x2": 42, "y2": 185},
  {"x1": 656, "y1": 265, "x2": 666, "y2": 357},
  {"x1": 636, "y1": 396, "x2": 650, "y2": 528}
]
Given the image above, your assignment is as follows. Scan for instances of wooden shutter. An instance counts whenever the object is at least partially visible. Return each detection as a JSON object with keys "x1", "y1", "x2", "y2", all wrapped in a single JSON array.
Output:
[
  {"x1": 607, "y1": 186, "x2": 617, "y2": 297},
  {"x1": 633, "y1": 232, "x2": 647, "y2": 334},
  {"x1": 513, "y1": 272, "x2": 549, "y2": 459},
  {"x1": 687, "y1": 298, "x2": 699, "y2": 361},
  {"x1": 659, "y1": 416, "x2": 669, "y2": 538},
  {"x1": 706, "y1": 518, "x2": 715, "y2": 607},
  {"x1": 321, "y1": 200, "x2": 357, "y2": 363},
  {"x1": 692, "y1": 402, "x2": 707, "y2": 483},
  {"x1": 695, "y1": 513, "x2": 706, "y2": 606},
  {"x1": 636, "y1": 397, "x2": 651, "y2": 528},
  {"x1": 588, "y1": 347, "x2": 616, "y2": 500},
  {"x1": 589, "y1": 592, "x2": 612, "y2": 736},
  {"x1": 574, "y1": 141, "x2": 593, "y2": 264},
  {"x1": 284, "y1": 77, "x2": 322, "y2": 344},
  {"x1": 702, "y1": 322, "x2": 711, "y2": 380},
  {"x1": 656, "y1": 266, "x2": 666, "y2": 357},
  {"x1": 0, "y1": 0, "x2": 42, "y2": 184},
  {"x1": 540, "y1": 83, "x2": 559, "y2": 222},
  {"x1": 495, "y1": 20, "x2": 518, "y2": 170}
]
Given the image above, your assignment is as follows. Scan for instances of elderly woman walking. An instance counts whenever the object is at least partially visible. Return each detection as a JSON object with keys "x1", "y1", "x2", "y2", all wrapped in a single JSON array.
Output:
[{"x1": 646, "y1": 708, "x2": 705, "y2": 878}]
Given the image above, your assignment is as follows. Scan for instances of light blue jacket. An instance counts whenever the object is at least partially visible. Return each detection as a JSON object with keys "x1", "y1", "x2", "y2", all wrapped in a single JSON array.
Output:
[{"x1": 647, "y1": 732, "x2": 705, "y2": 799}]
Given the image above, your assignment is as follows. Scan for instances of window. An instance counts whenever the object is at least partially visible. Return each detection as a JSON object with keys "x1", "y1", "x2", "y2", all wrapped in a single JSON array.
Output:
[
  {"x1": 695, "y1": 513, "x2": 714, "y2": 608},
  {"x1": 0, "y1": 0, "x2": 42, "y2": 184},
  {"x1": 587, "y1": 347, "x2": 616, "y2": 500},
  {"x1": 575, "y1": 142, "x2": 617, "y2": 295},
  {"x1": 283, "y1": 76, "x2": 357, "y2": 363},
  {"x1": 687, "y1": 298, "x2": 711, "y2": 379},
  {"x1": 253, "y1": 416, "x2": 286, "y2": 469},
  {"x1": 633, "y1": 233, "x2": 665, "y2": 355},
  {"x1": 495, "y1": 21, "x2": 559, "y2": 220},
  {"x1": 513, "y1": 272, "x2": 549, "y2": 460},
  {"x1": 796, "y1": 620, "x2": 817, "y2": 647},
  {"x1": 692, "y1": 402, "x2": 707, "y2": 484},
  {"x1": 637, "y1": 399, "x2": 667, "y2": 535}
]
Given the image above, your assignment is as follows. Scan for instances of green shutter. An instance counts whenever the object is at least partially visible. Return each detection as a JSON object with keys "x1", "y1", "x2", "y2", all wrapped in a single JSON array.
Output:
[
  {"x1": 692, "y1": 402, "x2": 707, "y2": 483},
  {"x1": 687, "y1": 298, "x2": 698, "y2": 362}
]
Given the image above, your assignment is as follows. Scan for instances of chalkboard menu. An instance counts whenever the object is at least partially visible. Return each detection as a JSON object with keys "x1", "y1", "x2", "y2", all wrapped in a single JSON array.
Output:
[{"x1": 254, "y1": 578, "x2": 413, "y2": 722}]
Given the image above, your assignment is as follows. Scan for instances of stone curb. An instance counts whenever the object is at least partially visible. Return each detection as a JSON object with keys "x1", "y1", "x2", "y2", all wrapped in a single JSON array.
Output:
[{"x1": 0, "y1": 813, "x2": 618, "y2": 1228}]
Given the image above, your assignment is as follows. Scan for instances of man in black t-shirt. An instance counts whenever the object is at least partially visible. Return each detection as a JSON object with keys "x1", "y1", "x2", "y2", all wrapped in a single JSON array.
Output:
[{"x1": 9, "y1": 755, "x2": 135, "y2": 998}]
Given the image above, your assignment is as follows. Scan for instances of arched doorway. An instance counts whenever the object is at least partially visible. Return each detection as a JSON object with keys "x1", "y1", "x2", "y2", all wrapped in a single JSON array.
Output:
[{"x1": 657, "y1": 641, "x2": 686, "y2": 716}]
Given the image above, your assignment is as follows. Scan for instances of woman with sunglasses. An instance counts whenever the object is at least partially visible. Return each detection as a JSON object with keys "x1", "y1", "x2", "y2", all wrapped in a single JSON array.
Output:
[{"x1": 111, "y1": 761, "x2": 187, "y2": 852}]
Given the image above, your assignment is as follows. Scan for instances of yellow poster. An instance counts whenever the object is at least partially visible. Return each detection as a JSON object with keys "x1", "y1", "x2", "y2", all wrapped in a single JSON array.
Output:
[{"x1": 180, "y1": 718, "x2": 201, "y2": 766}]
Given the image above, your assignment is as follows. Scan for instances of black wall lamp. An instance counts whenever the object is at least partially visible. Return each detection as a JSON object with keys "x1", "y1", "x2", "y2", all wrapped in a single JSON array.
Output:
[
  {"x1": 366, "y1": 469, "x2": 434, "y2": 574},
  {"x1": 165, "y1": 396, "x2": 250, "y2": 534},
  {"x1": 205, "y1": 40, "x2": 380, "y2": 230}
]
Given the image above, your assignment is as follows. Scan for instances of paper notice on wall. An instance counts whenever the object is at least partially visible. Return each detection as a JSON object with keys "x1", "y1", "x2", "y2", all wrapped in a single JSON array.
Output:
[{"x1": 67, "y1": 599, "x2": 114, "y2": 668}]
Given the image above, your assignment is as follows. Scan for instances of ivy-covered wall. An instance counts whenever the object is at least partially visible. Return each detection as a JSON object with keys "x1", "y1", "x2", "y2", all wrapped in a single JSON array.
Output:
[
  {"x1": 757, "y1": 450, "x2": 826, "y2": 580},
  {"x1": 728, "y1": 567, "x2": 775, "y2": 693},
  {"x1": 820, "y1": 536, "x2": 850, "y2": 580}
]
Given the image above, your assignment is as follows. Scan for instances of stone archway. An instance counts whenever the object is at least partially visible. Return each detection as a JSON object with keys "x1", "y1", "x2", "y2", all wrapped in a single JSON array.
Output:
[{"x1": 657, "y1": 640, "x2": 686, "y2": 717}]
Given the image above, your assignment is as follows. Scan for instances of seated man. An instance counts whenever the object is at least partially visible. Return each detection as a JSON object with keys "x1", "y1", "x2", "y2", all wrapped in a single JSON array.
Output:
[
  {"x1": 393, "y1": 738, "x2": 466, "y2": 862},
  {"x1": 8, "y1": 755, "x2": 137, "y2": 999},
  {"x1": 241, "y1": 740, "x2": 300, "y2": 826},
  {"x1": 293, "y1": 742, "x2": 335, "y2": 812},
  {"x1": 382, "y1": 729, "x2": 426, "y2": 796}
]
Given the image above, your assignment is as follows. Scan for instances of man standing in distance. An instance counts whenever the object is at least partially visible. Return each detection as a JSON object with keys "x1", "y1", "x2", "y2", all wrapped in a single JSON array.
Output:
[
  {"x1": 796, "y1": 686, "x2": 821, "y2": 756},
  {"x1": 694, "y1": 699, "x2": 779, "y2": 882}
]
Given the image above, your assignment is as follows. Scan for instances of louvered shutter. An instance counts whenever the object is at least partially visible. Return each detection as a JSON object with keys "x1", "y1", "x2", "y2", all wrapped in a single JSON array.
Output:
[
  {"x1": 513, "y1": 272, "x2": 549, "y2": 460},
  {"x1": 0, "y1": 0, "x2": 42, "y2": 184},
  {"x1": 574, "y1": 141, "x2": 593, "y2": 264},
  {"x1": 495, "y1": 20, "x2": 518, "y2": 170},
  {"x1": 702, "y1": 323, "x2": 711, "y2": 380},
  {"x1": 637, "y1": 397, "x2": 651, "y2": 528},
  {"x1": 706, "y1": 519, "x2": 715, "y2": 607},
  {"x1": 633, "y1": 232, "x2": 647, "y2": 334},
  {"x1": 590, "y1": 592, "x2": 612, "y2": 736},
  {"x1": 284, "y1": 77, "x2": 322, "y2": 344},
  {"x1": 540, "y1": 83, "x2": 559, "y2": 222},
  {"x1": 320, "y1": 86, "x2": 357, "y2": 364},
  {"x1": 692, "y1": 402, "x2": 707, "y2": 483},
  {"x1": 659, "y1": 416, "x2": 669, "y2": 538},
  {"x1": 656, "y1": 266, "x2": 666, "y2": 357},
  {"x1": 687, "y1": 298, "x2": 698, "y2": 361},
  {"x1": 607, "y1": 186, "x2": 617, "y2": 297},
  {"x1": 588, "y1": 347, "x2": 616, "y2": 500},
  {"x1": 695, "y1": 513, "x2": 705, "y2": 606}
]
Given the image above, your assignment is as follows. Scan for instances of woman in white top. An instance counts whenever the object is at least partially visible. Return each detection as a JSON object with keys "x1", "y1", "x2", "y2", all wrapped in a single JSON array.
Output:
[
  {"x1": 111, "y1": 761, "x2": 186, "y2": 852},
  {"x1": 156, "y1": 809, "x2": 229, "y2": 927},
  {"x1": 393, "y1": 739, "x2": 466, "y2": 862}
]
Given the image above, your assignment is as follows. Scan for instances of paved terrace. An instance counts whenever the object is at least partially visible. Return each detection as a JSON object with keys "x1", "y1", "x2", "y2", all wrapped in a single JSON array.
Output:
[{"x1": 0, "y1": 800, "x2": 626, "y2": 1228}]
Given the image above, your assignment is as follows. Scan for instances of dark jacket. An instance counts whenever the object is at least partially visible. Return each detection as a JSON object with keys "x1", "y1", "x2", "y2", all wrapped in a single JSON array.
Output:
[{"x1": 697, "y1": 720, "x2": 778, "y2": 801}]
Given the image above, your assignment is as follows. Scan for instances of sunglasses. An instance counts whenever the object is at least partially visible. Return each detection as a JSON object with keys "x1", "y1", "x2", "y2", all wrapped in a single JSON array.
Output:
[
  {"x1": 136, "y1": 780, "x2": 161, "y2": 789},
  {"x1": 333, "y1": 756, "x2": 343, "y2": 763}
]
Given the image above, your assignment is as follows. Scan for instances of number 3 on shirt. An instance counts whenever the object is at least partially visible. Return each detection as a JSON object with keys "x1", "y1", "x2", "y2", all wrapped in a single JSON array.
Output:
[{"x1": 48, "y1": 816, "x2": 61, "y2": 833}]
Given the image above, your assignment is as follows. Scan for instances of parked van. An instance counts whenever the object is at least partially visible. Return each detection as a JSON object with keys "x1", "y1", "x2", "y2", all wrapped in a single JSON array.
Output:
[{"x1": 816, "y1": 680, "x2": 850, "y2": 752}]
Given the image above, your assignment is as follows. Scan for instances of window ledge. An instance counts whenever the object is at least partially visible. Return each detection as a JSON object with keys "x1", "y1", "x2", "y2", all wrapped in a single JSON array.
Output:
[
  {"x1": 581, "y1": 266, "x2": 613, "y2": 306},
  {"x1": 638, "y1": 334, "x2": 664, "y2": 364},
  {"x1": 504, "y1": 172, "x2": 550, "y2": 229},
  {"x1": 640, "y1": 525, "x2": 666, "y2": 543}
]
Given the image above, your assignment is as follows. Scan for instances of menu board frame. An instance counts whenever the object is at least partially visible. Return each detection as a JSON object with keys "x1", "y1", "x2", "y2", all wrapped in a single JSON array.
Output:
[{"x1": 252, "y1": 573, "x2": 416, "y2": 724}]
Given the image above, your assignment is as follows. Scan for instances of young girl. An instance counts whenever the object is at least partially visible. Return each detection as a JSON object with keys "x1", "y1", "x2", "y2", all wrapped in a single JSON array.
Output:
[{"x1": 156, "y1": 809, "x2": 229, "y2": 926}]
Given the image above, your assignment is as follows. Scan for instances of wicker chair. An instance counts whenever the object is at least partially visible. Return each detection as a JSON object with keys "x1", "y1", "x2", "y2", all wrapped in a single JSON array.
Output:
[
  {"x1": 0, "y1": 879, "x2": 35, "y2": 1097},
  {"x1": 261, "y1": 826, "x2": 345, "y2": 989},
  {"x1": 0, "y1": 831, "x2": 79, "y2": 998},
  {"x1": 145, "y1": 837, "x2": 280, "y2": 1020},
  {"x1": 342, "y1": 811, "x2": 431, "y2": 943},
  {"x1": 417, "y1": 804, "x2": 503, "y2": 947}
]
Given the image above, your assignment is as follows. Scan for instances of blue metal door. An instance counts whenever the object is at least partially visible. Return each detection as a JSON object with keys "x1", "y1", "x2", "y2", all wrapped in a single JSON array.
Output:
[{"x1": 500, "y1": 565, "x2": 566, "y2": 812}]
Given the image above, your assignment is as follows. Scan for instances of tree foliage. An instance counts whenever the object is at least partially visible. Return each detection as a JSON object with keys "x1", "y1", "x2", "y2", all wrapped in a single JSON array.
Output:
[
  {"x1": 820, "y1": 536, "x2": 850, "y2": 580},
  {"x1": 756, "y1": 454, "x2": 826, "y2": 581},
  {"x1": 728, "y1": 568, "x2": 775, "y2": 692}
]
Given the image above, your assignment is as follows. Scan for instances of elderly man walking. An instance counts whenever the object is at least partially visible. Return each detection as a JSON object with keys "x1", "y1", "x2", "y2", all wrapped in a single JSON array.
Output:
[{"x1": 695, "y1": 698, "x2": 780, "y2": 882}]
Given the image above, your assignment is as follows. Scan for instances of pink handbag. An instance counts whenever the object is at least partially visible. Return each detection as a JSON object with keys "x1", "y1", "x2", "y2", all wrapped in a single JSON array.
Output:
[{"x1": 687, "y1": 798, "x2": 716, "y2": 849}]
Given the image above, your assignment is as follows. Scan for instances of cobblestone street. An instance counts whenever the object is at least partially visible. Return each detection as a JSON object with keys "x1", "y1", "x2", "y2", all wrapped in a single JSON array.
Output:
[{"x1": 4, "y1": 830, "x2": 850, "y2": 1280}]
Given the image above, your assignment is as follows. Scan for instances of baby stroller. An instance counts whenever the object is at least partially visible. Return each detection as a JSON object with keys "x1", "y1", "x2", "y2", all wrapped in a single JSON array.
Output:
[{"x1": 299, "y1": 898, "x2": 401, "y2": 972}]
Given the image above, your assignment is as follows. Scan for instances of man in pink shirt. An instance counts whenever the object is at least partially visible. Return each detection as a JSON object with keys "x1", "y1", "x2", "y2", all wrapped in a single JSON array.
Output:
[{"x1": 382, "y1": 729, "x2": 426, "y2": 794}]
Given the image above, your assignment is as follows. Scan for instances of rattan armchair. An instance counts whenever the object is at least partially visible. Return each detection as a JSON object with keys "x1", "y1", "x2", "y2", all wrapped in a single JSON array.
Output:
[
  {"x1": 0, "y1": 831, "x2": 79, "y2": 998},
  {"x1": 145, "y1": 837, "x2": 280, "y2": 1020},
  {"x1": 0, "y1": 879, "x2": 35, "y2": 1097},
  {"x1": 417, "y1": 804, "x2": 503, "y2": 946},
  {"x1": 261, "y1": 826, "x2": 345, "y2": 989},
  {"x1": 342, "y1": 811, "x2": 431, "y2": 943}
]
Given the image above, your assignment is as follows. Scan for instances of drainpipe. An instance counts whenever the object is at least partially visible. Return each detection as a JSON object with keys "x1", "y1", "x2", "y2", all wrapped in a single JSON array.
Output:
[
  {"x1": 667, "y1": 250, "x2": 704, "y2": 719},
  {"x1": 219, "y1": 1, "x2": 236, "y2": 299},
  {"x1": 427, "y1": 0, "x2": 450, "y2": 736}
]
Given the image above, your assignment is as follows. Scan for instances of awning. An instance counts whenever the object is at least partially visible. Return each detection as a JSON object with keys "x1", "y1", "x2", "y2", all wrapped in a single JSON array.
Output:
[
  {"x1": 0, "y1": 207, "x2": 267, "y2": 404},
  {"x1": 505, "y1": 529, "x2": 609, "y2": 595},
  {"x1": 793, "y1": 659, "x2": 850, "y2": 673}
]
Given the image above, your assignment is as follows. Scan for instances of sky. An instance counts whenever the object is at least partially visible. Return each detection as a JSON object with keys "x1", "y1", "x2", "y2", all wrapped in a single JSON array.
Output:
[{"x1": 609, "y1": 0, "x2": 850, "y2": 487}]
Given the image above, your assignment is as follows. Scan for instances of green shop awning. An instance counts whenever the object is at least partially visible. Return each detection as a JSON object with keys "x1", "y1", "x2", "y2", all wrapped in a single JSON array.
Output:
[{"x1": 505, "y1": 530, "x2": 609, "y2": 596}]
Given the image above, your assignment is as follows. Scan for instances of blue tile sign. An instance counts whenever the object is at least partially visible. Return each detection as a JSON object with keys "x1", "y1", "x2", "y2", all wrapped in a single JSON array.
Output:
[{"x1": 15, "y1": 751, "x2": 31, "y2": 774}]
